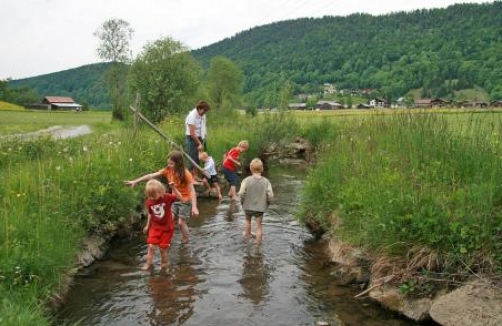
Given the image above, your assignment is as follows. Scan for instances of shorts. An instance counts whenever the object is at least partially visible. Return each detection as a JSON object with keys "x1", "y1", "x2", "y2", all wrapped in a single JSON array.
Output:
[
  {"x1": 222, "y1": 166, "x2": 239, "y2": 186},
  {"x1": 147, "y1": 226, "x2": 174, "y2": 249},
  {"x1": 203, "y1": 174, "x2": 219, "y2": 186},
  {"x1": 244, "y1": 210, "x2": 264, "y2": 219},
  {"x1": 171, "y1": 201, "x2": 192, "y2": 219}
]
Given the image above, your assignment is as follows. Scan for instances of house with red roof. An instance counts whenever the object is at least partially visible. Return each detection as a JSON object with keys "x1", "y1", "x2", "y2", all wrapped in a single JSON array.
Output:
[{"x1": 40, "y1": 96, "x2": 83, "y2": 111}]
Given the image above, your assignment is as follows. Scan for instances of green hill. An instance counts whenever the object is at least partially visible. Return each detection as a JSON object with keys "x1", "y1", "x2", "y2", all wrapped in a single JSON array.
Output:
[
  {"x1": 9, "y1": 62, "x2": 112, "y2": 110},
  {"x1": 8, "y1": 2, "x2": 502, "y2": 109}
]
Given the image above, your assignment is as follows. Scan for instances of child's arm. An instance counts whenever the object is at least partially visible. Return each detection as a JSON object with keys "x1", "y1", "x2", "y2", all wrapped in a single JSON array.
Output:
[
  {"x1": 266, "y1": 182, "x2": 274, "y2": 205},
  {"x1": 169, "y1": 182, "x2": 182, "y2": 201},
  {"x1": 143, "y1": 213, "x2": 152, "y2": 234},
  {"x1": 124, "y1": 171, "x2": 162, "y2": 187},
  {"x1": 238, "y1": 178, "x2": 248, "y2": 203}
]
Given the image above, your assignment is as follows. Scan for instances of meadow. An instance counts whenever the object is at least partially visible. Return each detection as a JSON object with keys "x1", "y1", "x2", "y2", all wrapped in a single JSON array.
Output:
[
  {"x1": 1, "y1": 107, "x2": 502, "y2": 324},
  {"x1": 0, "y1": 110, "x2": 113, "y2": 135}
]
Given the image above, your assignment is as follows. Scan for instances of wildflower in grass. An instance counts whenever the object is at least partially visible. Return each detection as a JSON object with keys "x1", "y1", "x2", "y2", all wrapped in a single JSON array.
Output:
[
  {"x1": 83, "y1": 146, "x2": 88, "y2": 152},
  {"x1": 56, "y1": 166, "x2": 61, "y2": 171},
  {"x1": 117, "y1": 142, "x2": 122, "y2": 145},
  {"x1": 129, "y1": 158, "x2": 133, "y2": 162}
]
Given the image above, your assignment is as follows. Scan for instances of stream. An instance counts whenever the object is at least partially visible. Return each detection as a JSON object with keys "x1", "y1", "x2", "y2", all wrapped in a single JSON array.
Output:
[{"x1": 56, "y1": 164, "x2": 431, "y2": 326}]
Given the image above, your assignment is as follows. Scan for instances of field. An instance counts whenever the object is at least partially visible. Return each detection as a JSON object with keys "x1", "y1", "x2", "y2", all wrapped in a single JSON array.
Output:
[{"x1": 0, "y1": 109, "x2": 113, "y2": 135}]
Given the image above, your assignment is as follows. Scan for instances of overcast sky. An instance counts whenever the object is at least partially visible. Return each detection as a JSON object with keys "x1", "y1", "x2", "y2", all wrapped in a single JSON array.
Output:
[{"x1": 0, "y1": 0, "x2": 493, "y2": 80}]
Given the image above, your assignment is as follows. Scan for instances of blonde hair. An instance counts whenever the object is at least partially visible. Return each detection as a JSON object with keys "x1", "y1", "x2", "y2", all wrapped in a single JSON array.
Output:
[
  {"x1": 198, "y1": 151, "x2": 209, "y2": 162},
  {"x1": 238, "y1": 140, "x2": 249, "y2": 150},
  {"x1": 145, "y1": 179, "x2": 166, "y2": 199},
  {"x1": 249, "y1": 158, "x2": 263, "y2": 173}
]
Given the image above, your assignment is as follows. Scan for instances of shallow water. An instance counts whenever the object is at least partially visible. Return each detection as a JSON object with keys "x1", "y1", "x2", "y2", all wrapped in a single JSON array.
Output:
[{"x1": 56, "y1": 164, "x2": 430, "y2": 326}]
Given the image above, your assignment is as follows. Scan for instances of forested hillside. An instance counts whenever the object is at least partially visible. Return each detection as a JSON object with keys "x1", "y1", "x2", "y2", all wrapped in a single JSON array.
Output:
[
  {"x1": 193, "y1": 1, "x2": 502, "y2": 106},
  {"x1": 8, "y1": 2, "x2": 502, "y2": 109},
  {"x1": 9, "y1": 62, "x2": 112, "y2": 110}
]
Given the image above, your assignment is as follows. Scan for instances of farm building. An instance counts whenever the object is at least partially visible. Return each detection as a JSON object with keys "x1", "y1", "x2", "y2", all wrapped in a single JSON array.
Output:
[
  {"x1": 38, "y1": 96, "x2": 83, "y2": 111},
  {"x1": 490, "y1": 100, "x2": 502, "y2": 108},
  {"x1": 316, "y1": 100, "x2": 342, "y2": 110}
]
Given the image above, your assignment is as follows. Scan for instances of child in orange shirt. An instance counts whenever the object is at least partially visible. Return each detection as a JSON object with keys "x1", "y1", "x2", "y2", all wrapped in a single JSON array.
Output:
[{"x1": 125, "y1": 150, "x2": 198, "y2": 244}]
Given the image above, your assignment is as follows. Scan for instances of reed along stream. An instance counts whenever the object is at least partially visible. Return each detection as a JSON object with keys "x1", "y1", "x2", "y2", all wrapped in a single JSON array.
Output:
[{"x1": 56, "y1": 164, "x2": 430, "y2": 326}]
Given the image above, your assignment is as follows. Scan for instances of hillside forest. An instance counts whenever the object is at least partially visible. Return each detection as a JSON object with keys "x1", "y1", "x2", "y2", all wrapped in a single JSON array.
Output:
[{"x1": 3, "y1": 1, "x2": 502, "y2": 111}]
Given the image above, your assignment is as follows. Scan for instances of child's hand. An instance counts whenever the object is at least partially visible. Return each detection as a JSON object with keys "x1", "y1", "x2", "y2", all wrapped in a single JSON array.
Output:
[
  {"x1": 143, "y1": 226, "x2": 148, "y2": 234},
  {"x1": 168, "y1": 182, "x2": 176, "y2": 188}
]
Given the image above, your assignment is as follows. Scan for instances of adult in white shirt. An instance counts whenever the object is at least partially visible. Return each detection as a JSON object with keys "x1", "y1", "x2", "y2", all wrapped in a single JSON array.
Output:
[{"x1": 185, "y1": 100, "x2": 210, "y2": 180}]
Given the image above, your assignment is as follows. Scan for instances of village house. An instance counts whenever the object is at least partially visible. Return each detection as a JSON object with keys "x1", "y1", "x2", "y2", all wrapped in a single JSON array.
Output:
[
  {"x1": 288, "y1": 102, "x2": 307, "y2": 110},
  {"x1": 369, "y1": 98, "x2": 387, "y2": 108},
  {"x1": 414, "y1": 99, "x2": 432, "y2": 108}
]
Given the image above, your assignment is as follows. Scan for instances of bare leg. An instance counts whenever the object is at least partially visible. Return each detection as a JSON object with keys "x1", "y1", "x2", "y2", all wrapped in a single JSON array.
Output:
[
  {"x1": 255, "y1": 215, "x2": 263, "y2": 245},
  {"x1": 202, "y1": 179, "x2": 211, "y2": 196},
  {"x1": 178, "y1": 218, "x2": 190, "y2": 243},
  {"x1": 142, "y1": 244, "x2": 155, "y2": 270},
  {"x1": 243, "y1": 215, "x2": 252, "y2": 242},
  {"x1": 214, "y1": 183, "x2": 222, "y2": 200},
  {"x1": 159, "y1": 247, "x2": 169, "y2": 268},
  {"x1": 229, "y1": 185, "x2": 238, "y2": 201}
]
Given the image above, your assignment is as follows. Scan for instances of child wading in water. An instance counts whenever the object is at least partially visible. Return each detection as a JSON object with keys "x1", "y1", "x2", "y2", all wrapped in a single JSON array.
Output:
[
  {"x1": 198, "y1": 151, "x2": 222, "y2": 199},
  {"x1": 238, "y1": 158, "x2": 273, "y2": 244},
  {"x1": 222, "y1": 140, "x2": 249, "y2": 201},
  {"x1": 142, "y1": 179, "x2": 181, "y2": 271},
  {"x1": 125, "y1": 150, "x2": 199, "y2": 244}
]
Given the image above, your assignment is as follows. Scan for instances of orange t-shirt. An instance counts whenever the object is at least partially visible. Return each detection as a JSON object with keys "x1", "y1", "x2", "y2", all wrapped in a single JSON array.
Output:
[{"x1": 160, "y1": 167, "x2": 194, "y2": 202}]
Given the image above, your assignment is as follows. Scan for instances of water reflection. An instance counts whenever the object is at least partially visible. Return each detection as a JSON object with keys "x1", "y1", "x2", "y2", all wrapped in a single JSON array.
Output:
[
  {"x1": 147, "y1": 246, "x2": 200, "y2": 325},
  {"x1": 238, "y1": 245, "x2": 270, "y2": 305}
]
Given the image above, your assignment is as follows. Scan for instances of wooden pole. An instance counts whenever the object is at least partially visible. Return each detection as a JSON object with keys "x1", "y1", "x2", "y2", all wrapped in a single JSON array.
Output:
[{"x1": 128, "y1": 105, "x2": 209, "y2": 177}]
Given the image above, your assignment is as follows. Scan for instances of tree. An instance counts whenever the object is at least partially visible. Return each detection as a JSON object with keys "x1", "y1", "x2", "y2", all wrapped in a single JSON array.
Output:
[
  {"x1": 206, "y1": 56, "x2": 243, "y2": 110},
  {"x1": 128, "y1": 37, "x2": 202, "y2": 123},
  {"x1": 94, "y1": 19, "x2": 133, "y2": 63},
  {"x1": 94, "y1": 19, "x2": 133, "y2": 120}
]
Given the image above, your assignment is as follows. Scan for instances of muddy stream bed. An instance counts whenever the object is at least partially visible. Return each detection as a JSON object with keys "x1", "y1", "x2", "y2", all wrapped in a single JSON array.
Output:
[{"x1": 56, "y1": 164, "x2": 432, "y2": 326}]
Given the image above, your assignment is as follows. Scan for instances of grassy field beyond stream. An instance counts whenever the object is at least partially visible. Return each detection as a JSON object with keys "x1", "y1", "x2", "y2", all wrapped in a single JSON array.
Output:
[{"x1": 1, "y1": 108, "x2": 502, "y2": 324}]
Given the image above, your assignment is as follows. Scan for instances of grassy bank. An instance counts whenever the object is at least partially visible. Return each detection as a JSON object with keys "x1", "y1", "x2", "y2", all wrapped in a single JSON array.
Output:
[
  {"x1": 0, "y1": 111, "x2": 298, "y2": 325},
  {"x1": 298, "y1": 111, "x2": 502, "y2": 293}
]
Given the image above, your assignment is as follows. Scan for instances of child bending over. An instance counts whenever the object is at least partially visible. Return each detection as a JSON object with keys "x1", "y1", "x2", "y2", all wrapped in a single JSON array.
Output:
[{"x1": 198, "y1": 151, "x2": 222, "y2": 199}]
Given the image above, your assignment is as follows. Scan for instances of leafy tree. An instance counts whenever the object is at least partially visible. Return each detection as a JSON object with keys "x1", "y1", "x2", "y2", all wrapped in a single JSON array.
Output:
[
  {"x1": 128, "y1": 37, "x2": 202, "y2": 123},
  {"x1": 206, "y1": 56, "x2": 243, "y2": 110},
  {"x1": 94, "y1": 19, "x2": 133, "y2": 63},
  {"x1": 94, "y1": 18, "x2": 134, "y2": 120}
]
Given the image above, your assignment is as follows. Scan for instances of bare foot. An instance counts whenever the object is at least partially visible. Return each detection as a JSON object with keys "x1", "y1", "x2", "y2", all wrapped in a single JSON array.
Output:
[
  {"x1": 141, "y1": 264, "x2": 152, "y2": 271},
  {"x1": 231, "y1": 196, "x2": 238, "y2": 201}
]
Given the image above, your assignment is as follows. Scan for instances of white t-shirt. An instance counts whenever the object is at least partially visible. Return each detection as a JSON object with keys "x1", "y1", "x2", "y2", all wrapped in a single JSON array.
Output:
[{"x1": 185, "y1": 108, "x2": 207, "y2": 139}]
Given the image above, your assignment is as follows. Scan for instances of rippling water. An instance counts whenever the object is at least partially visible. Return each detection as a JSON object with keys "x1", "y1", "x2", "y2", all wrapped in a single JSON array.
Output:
[{"x1": 56, "y1": 165, "x2": 427, "y2": 326}]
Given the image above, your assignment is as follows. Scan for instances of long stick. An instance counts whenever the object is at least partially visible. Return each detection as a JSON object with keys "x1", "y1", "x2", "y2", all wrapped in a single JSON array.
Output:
[{"x1": 129, "y1": 105, "x2": 209, "y2": 177}]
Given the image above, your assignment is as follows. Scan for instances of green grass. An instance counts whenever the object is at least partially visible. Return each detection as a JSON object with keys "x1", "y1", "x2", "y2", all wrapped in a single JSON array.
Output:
[
  {"x1": 0, "y1": 110, "x2": 113, "y2": 135},
  {"x1": 297, "y1": 111, "x2": 502, "y2": 287}
]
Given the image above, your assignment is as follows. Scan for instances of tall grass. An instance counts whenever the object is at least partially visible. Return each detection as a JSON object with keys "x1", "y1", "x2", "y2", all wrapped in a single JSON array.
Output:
[{"x1": 298, "y1": 112, "x2": 502, "y2": 275}]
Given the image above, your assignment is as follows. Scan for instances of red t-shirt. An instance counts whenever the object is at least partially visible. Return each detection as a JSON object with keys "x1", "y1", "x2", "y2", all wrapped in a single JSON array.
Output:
[
  {"x1": 159, "y1": 167, "x2": 194, "y2": 202},
  {"x1": 222, "y1": 147, "x2": 240, "y2": 172},
  {"x1": 145, "y1": 193, "x2": 177, "y2": 229}
]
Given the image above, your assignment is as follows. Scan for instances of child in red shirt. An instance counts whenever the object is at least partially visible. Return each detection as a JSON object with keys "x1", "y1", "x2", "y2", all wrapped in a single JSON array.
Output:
[
  {"x1": 222, "y1": 140, "x2": 249, "y2": 201},
  {"x1": 142, "y1": 179, "x2": 181, "y2": 271}
]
